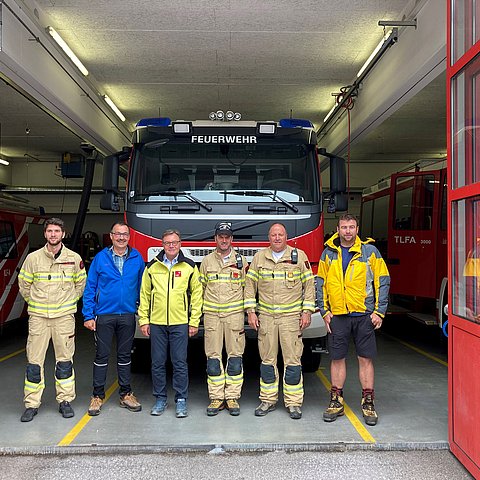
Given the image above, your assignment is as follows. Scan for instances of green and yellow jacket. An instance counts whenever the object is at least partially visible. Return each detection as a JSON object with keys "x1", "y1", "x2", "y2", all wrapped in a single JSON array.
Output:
[{"x1": 138, "y1": 250, "x2": 203, "y2": 327}]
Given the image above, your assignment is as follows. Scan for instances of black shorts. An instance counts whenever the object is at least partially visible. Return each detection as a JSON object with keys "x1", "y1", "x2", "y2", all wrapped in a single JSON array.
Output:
[{"x1": 327, "y1": 314, "x2": 377, "y2": 360}]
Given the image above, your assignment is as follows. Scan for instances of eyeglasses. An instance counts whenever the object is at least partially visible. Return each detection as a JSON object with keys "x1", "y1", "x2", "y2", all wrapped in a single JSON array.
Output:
[
  {"x1": 111, "y1": 232, "x2": 130, "y2": 237},
  {"x1": 163, "y1": 241, "x2": 180, "y2": 247}
]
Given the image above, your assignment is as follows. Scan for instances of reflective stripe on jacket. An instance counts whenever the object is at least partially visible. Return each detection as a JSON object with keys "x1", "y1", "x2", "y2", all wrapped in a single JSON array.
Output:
[
  {"x1": 18, "y1": 244, "x2": 86, "y2": 318},
  {"x1": 244, "y1": 246, "x2": 315, "y2": 315},
  {"x1": 138, "y1": 250, "x2": 203, "y2": 327},
  {"x1": 199, "y1": 249, "x2": 247, "y2": 315},
  {"x1": 316, "y1": 233, "x2": 390, "y2": 318}
]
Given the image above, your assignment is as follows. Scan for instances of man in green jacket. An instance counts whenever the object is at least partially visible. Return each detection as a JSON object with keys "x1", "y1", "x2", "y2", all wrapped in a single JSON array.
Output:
[{"x1": 138, "y1": 229, "x2": 203, "y2": 418}]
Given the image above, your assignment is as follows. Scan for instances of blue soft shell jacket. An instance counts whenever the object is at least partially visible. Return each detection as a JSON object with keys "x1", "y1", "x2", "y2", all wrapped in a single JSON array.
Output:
[{"x1": 82, "y1": 247, "x2": 145, "y2": 320}]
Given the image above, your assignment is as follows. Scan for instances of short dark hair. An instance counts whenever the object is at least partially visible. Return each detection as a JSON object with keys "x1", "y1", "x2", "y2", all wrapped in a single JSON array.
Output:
[
  {"x1": 162, "y1": 228, "x2": 181, "y2": 240},
  {"x1": 44, "y1": 217, "x2": 65, "y2": 232},
  {"x1": 110, "y1": 221, "x2": 129, "y2": 233},
  {"x1": 337, "y1": 214, "x2": 358, "y2": 226}
]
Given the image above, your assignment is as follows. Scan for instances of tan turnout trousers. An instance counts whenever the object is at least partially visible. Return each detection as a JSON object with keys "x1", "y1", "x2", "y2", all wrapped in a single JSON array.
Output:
[
  {"x1": 258, "y1": 313, "x2": 304, "y2": 407},
  {"x1": 24, "y1": 314, "x2": 76, "y2": 408},
  {"x1": 204, "y1": 312, "x2": 245, "y2": 399}
]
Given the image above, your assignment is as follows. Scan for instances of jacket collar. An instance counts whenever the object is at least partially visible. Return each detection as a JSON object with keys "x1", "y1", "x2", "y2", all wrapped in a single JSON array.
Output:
[{"x1": 325, "y1": 233, "x2": 374, "y2": 253}]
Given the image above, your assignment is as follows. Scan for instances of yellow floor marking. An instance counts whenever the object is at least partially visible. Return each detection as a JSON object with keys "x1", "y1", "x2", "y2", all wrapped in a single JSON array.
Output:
[
  {"x1": 385, "y1": 334, "x2": 448, "y2": 367},
  {"x1": 0, "y1": 348, "x2": 25, "y2": 363},
  {"x1": 57, "y1": 380, "x2": 119, "y2": 446},
  {"x1": 316, "y1": 369, "x2": 376, "y2": 444}
]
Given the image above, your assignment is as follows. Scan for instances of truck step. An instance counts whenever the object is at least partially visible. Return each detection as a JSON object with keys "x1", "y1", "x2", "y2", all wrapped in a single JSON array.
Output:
[{"x1": 406, "y1": 312, "x2": 437, "y2": 326}]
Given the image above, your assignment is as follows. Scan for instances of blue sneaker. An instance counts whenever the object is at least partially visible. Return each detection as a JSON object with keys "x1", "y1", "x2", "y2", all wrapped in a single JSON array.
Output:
[
  {"x1": 175, "y1": 398, "x2": 188, "y2": 418},
  {"x1": 150, "y1": 398, "x2": 167, "y2": 416}
]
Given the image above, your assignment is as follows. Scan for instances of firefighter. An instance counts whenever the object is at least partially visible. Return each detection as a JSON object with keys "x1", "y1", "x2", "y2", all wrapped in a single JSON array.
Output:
[
  {"x1": 245, "y1": 223, "x2": 315, "y2": 419},
  {"x1": 18, "y1": 217, "x2": 86, "y2": 422},
  {"x1": 199, "y1": 222, "x2": 247, "y2": 416}
]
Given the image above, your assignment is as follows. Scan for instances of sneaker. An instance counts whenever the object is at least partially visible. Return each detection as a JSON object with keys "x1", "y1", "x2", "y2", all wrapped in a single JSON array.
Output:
[
  {"x1": 207, "y1": 399, "x2": 225, "y2": 416},
  {"x1": 288, "y1": 405, "x2": 302, "y2": 420},
  {"x1": 176, "y1": 398, "x2": 188, "y2": 418},
  {"x1": 226, "y1": 399, "x2": 240, "y2": 416},
  {"x1": 150, "y1": 398, "x2": 167, "y2": 416},
  {"x1": 88, "y1": 396, "x2": 103, "y2": 416},
  {"x1": 20, "y1": 407, "x2": 38, "y2": 422},
  {"x1": 323, "y1": 388, "x2": 344, "y2": 422},
  {"x1": 361, "y1": 393, "x2": 378, "y2": 426},
  {"x1": 119, "y1": 392, "x2": 142, "y2": 412},
  {"x1": 59, "y1": 401, "x2": 74, "y2": 418},
  {"x1": 254, "y1": 401, "x2": 276, "y2": 417}
]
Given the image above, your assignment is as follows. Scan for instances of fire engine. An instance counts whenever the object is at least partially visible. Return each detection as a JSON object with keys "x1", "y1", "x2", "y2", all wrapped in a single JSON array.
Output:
[
  {"x1": 360, "y1": 159, "x2": 447, "y2": 328},
  {"x1": 0, "y1": 202, "x2": 46, "y2": 329},
  {"x1": 101, "y1": 114, "x2": 347, "y2": 370}
]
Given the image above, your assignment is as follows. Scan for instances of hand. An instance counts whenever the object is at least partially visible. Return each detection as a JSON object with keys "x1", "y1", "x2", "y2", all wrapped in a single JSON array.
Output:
[
  {"x1": 323, "y1": 312, "x2": 333, "y2": 334},
  {"x1": 140, "y1": 324, "x2": 150, "y2": 337},
  {"x1": 371, "y1": 312, "x2": 383, "y2": 330},
  {"x1": 248, "y1": 312, "x2": 259, "y2": 331},
  {"x1": 300, "y1": 312, "x2": 311, "y2": 331},
  {"x1": 189, "y1": 326, "x2": 199, "y2": 337},
  {"x1": 84, "y1": 319, "x2": 96, "y2": 331}
]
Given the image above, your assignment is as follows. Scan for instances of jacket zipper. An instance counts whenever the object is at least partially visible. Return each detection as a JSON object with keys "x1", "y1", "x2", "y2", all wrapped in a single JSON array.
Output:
[{"x1": 166, "y1": 266, "x2": 172, "y2": 325}]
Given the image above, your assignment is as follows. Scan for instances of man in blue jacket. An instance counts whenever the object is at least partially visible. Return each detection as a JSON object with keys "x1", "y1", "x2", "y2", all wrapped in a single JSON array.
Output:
[{"x1": 83, "y1": 222, "x2": 145, "y2": 416}]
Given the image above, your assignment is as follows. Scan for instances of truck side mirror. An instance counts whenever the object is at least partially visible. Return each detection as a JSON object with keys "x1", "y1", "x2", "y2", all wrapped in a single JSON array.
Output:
[
  {"x1": 100, "y1": 154, "x2": 120, "y2": 211},
  {"x1": 329, "y1": 156, "x2": 346, "y2": 194},
  {"x1": 102, "y1": 154, "x2": 119, "y2": 192},
  {"x1": 327, "y1": 193, "x2": 348, "y2": 213}
]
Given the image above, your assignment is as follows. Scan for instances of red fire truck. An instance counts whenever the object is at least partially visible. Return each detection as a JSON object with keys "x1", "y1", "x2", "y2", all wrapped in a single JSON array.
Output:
[
  {"x1": 360, "y1": 159, "x2": 447, "y2": 328},
  {"x1": 0, "y1": 204, "x2": 46, "y2": 329},
  {"x1": 101, "y1": 115, "x2": 347, "y2": 370}
]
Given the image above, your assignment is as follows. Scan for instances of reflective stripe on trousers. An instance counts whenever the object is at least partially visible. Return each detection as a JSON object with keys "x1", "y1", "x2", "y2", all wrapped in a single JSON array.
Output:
[
  {"x1": 24, "y1": 314, "x2": 76, "y2": 408},
  {"x1": 257, "y1": 313, "x2": 304, "y2": 407},
  {"x1": 204, "y1": 312, "x2": 245, "y2": 399}
]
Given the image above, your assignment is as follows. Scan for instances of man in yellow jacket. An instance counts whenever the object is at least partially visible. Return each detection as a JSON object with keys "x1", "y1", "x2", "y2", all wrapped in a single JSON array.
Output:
[
  {"x1": 199, "y1": 222, "x2": 247, "y2": 416},
  {"x1": 316, "y1": 214, "x2": 390, "y2": 426},
  {"x1": 138, "y1": 229, "x2": 203, "y2": 418},
  {"x1": 18, "y1": 217, "x2": 86, "y2": 422},
  {"x1": 245, "y1": 223, "x2": 315, "y2": 420}
]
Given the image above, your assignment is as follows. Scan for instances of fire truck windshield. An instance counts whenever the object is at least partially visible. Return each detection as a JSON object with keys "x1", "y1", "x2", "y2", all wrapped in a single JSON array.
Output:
[{"x1": 130, "y1": 141, "x2": 319, "y2": 204}]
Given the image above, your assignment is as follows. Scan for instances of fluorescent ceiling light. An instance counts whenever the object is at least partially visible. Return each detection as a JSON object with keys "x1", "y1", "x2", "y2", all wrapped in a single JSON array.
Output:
[
  {"x1": 103, "y1": 95, "x2": 126, "y2": 122},
  {"x1": 46, "y1": 26, "x2": 89, "y2": 76},
  {"x1": 356, "y1": 30, "x2": 393, "y2": 78},
  {"x1": 323, "y1": 103, "x2": 337, "y2": 123},
  {"x1": 0, "y1": 158, "x2": 10, "y2": 166}
]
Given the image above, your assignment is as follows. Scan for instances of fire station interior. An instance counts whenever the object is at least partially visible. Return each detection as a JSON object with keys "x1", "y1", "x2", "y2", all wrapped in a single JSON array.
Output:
[{"x1": 0, "y1": 0, "x2": 461, "y2": 468}]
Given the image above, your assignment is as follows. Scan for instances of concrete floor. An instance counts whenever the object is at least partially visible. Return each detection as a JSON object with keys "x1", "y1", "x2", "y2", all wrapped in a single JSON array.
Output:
[
  {"x1": 0, "y1": 315, "x2": 467, "y2": 478},
  {"x1": 0, "y1": 450, "x2": 473, "y2": 480}
]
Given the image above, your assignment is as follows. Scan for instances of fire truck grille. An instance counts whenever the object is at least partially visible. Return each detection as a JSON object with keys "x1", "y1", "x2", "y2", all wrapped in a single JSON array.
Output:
[{"x1": 185, "y1": 248, "x2": 260, "y2": 263}]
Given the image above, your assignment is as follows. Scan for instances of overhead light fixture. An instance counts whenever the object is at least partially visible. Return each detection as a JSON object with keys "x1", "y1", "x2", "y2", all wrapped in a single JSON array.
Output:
[
  {"x1": 356, "y1": 30, "x2": 394, "y2": 78},
  {"x1": 103, "y1": 95, "x2": 126, "y2": 122},
  {"x1": 46, "y1": 26, "x2": 89, "y2": 76},
  {"x1": 0, "y1": 156, "x2": 9, "y2": 166},
  {"x1": 378, "y1": 20, "x2": 417, "y2": 28},
  {"x1": 323, "y1": 103, "x2": 337, "y2": 123}
]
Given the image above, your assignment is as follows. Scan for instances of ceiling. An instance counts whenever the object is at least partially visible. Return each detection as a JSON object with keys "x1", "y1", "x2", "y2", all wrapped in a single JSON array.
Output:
[{"x1": 0, "y1": 0, "x2": 446, "y2": 170}]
